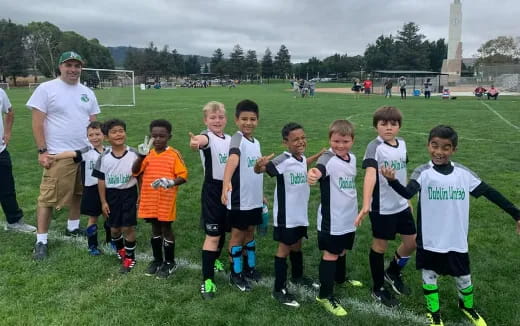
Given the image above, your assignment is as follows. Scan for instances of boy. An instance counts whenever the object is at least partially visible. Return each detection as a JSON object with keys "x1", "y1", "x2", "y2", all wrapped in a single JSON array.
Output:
[
  {"x1": 93, "y1": 119, "x2": 140, "y2": 273},
  {"x1": 52, "y1": 121, "x2": 111, "y2": 255},
  {"x1": 221, "y1": 99, "x2": 265, "y2": 292},
  {"x1": 255, "y1": 122, "x2": 323, "y2": 308},
  {"x1": 189, "y1": 101, "x2": 230, "y2": 299},
  {"x1": 355, "y1": 106, "x2": 416, "y2": 307},
  {"x1": 307, "y1": 120, "x2": 358, "y2": 317},
  {"x1": 380, "y1": 125, "x2": 520, "y2": 326},
  {"x1": 133, "y1": 119, "x2": 187, "y2": 279}
]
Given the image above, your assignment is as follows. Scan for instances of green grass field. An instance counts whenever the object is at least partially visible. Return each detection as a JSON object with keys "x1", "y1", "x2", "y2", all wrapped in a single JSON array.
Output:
[{"x1": 1, "y1": 84, "x2": 519, "y2": 325}]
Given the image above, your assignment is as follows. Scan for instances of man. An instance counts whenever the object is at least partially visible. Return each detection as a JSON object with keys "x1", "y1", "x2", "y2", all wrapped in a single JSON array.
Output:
[
  {"x1": 487, "y1": 85, "x2": 499, "y2": 100},
  {"x1": 27, "y1": 51, "x2": 100, "y2": 260},
  {"x1": 0, "y1": 88, "x2": 36, "y2": 232}
]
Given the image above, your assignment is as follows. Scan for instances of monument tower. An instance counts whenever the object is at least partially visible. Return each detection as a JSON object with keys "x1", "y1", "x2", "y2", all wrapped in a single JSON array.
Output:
[{"x1": 441, "y1": 0, "x2": 462, "y2": 83}]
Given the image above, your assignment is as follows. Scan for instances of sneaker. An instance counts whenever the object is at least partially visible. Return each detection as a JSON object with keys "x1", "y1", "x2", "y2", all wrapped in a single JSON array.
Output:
[
  {"x1": 200, "y1": 279, "x2": 217, "y2": 299},
  {"x1": 372, "y1": 287, "x2": 399, "y2": 307},
  {"x1": 145, "y1": 260, "x2": 163, "y2": 276},
  {"x1": 116, "y1": 248, "x2": 126, "y2": 261},
  {"x1": 272, "y1": 288, "x2": 300, "y2": 308},
  {"x1": 33, "y1": 242, "x2": 48, "y2": 261},
  {"x1": 88, "y1": 246, "x2": 102, "y2": 256},
  {"x1": 316, "y1": 296, "x2": 347, "y2": 316},
  {"x1": 384, "y1": 271, "x2": 411, "y2": 295},
  {"x1": 6, "y1": 219, "x2": 36, "y2": 233},
  {"x1": 65, "y1": 228, "x2": 86, "y2": 237},
  {"x1": 244, "y1": 268, "x2": 262, "y2": 282},
  {"x1": 458, "y1": 300, "x2": 487, "y2": 326},
  {"x1": 426, "y1": 311, "x2": 444, "y2": 326},
  {"x1": 336, "y1": 278, "x2": 363, "y2": 288},
  {"x1": 291, "y1": 276, "x2": 319, "y2": 289},
  {"x1": 229, "y1": 273, "x2": 251, "y2": 292},
  {"x1": 156, "y1": 261, "x2": 177, "y2": 279},
  {"x1": 214, "y1": 259, "x2": 225, "y2": 273},
  {"x1": 120, "y1": 257, "x2": 136, "y2": 274}
]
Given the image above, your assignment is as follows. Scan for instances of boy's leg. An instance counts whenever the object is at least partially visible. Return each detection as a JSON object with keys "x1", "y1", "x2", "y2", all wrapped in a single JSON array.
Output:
[
  {"x1": 156, "y1": 222, "x2": 176, "y2": 279},
  {"x1": 228, "y1": 227, "x2": 250, "y2": 291},
  {"x1": 86, "y1": 216, "x2": 101, "y2": 255},
  {"x1": 243, "y1": 225, "x2": 261, "y2": 282},
  {"x1": 146, "y1": 220, "x2": 163, "y2": 276},
  {"x1": 370, "y1": 238, "x2": 398, "y2": 307},
  {"x1": 272, "y1": 242, "x2": 299, "y2": 307},
  {"x1": 385, "y1": 234, "x2": 416, "y2": 295},
  {"x1": 316, "y1": 251, "x2": 347, "y2": 316},
  {"x1": 111, "y1": 227, "x2": 125, "y2": 260},
  {"x1": 201, "y1": 235, "x2": 220, "y2": 299},
  {"x1": 289, "y1": 240, "x2": 303, "y2": 280},
  {"x1": 120, "y1": 226, "x2": 136, "y2": 273},
  {"x1": 422, "y1": 269, "x2": 443, "y2": 325},
  {"x1": 455, "y1": 274, "x2": 486, "y2": 325},
  {"x1": 103, "y1": 219, "x2": 111, "y2": 244}
]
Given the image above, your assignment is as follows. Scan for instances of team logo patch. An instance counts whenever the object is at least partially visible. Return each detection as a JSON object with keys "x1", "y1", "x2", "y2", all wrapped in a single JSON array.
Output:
[
  {"x1": 80, "y1": 94, "x2": 90, "y2": 102},
  {"x1": 205, "y1": 224, "x2": 219, "y2": 232}
]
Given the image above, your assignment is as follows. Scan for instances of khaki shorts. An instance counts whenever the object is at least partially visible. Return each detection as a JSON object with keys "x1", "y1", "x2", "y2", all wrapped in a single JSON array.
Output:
[{"x1": 38, "y1": 158, "x2": 83, "y2": 209}]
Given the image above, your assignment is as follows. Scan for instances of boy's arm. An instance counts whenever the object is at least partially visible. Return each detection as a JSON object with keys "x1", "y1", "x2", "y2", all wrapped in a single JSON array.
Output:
[
  {"x1": 97, "y1": 180, "x2": 110, "y2": 218},
  {"x1": 188, "y1": 132, "x2": 209, "y2": 150},
  {"x1": 306, "y1": 148, "x2": 327, "y2": 166},
  {"x1": 380, "y1": 166, "x2": 420, "y2": 199},
  {"x1": 221, "y1": 153, "x2": 239, "y2": 205},
  {"x1": 354, "y1": 167, "x2": 377, "y2": 226},
  {"x1": 307, "y1": 167, "x2": 323, "y2": 185},
  {"x1": 254, "y1": 153, "x2": 274, "y2": 174},
  {"x1": 471, "y1": 182, "x2": 520, "y2": 231},
  {"x1": 132, "y1": 155, "x2": 145, "y2": 174}
]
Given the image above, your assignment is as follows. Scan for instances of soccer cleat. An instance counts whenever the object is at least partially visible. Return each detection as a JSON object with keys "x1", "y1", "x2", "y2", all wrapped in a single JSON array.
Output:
[
  {"x1": 384, "y1": 271, "x2": 411, "y2": 295},
  {"x1": 200, "y1": 279, "x2": 217, "y2": 299},
  {"x1": 458, "y1": 300, "x2": 487, "y2": 326},
  {"x1": 145, "y1": 260, "x2": 163, "y2": 276},
  {"x1": 244, "y1": 268, "x2": 262, "y2": 282},
  {"x1": 372, "y1": 287, "x2": 399, "y2": 307},
  {"x1": 5, "y1": 219, "x2": 36, "y2": 233},
  {"x1": 229, "y1": 273, "x2": 251, "y2": 292},
  {"x1": 33, "y1": 242, "x2": 48, "y2": 261},
  {"x1": 316, "y1": 296, "x2": 347, "y2": 316},
  {"x1": 65, "y1": 228, "x2": 86, "y2": 237},
  {"x1": 426, "y1": 311, "x2": 444, "y2": 326},
  {"x1": 120, "y1": 257, "x2": 136, "y2": 274},
  {"x1": 214, "y1": 259, "x2": 225, "y2": 273},
  {"x1": 336, "y1": 278, "x2": 364, "y2": 288},
  {"x1": 156, "y1": 261, "x2": 177, "y2": 279},
  {"x1": 116, "y1": 248, "x2": 126, "y2": 262},
  {"x1": 88, "y1": 246, "x2": 102, "y2": 256},
  {"x1": 291, "y1": 276, "x2": 319, "y2": 289},
  {"x1": 272, "y1": 288, "x2": 300, "y2": 308}
]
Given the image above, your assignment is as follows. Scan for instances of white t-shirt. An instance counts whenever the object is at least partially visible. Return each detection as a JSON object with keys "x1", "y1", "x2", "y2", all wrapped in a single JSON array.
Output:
[
  {"x1": 26, "y1": 78, "x2": 100, "y2": 154},
  {"x1": 74, "y1": 146, "x2": 104, "y2": 187},
  {"x1": 412, "y1": 162, "x2": 481, "y2": 253},
  {"x1": 93, "y1": 146, "x2": 138, "y2": 189},
  {"x1": 363, "y1": 136, "x2": 409, "y2": 215},
  {"x1": 0, "y1": 88, "x2": 11, "y2": 153},
  {"x1": 316, "y1": 150, "x2": 358, "y2": 235},
  {"x1": 227, "y1": 131, "x2": 263, "y2": 211},
  {"x1": 266, "y1": 152, "x2": 309, "y2": 228},
  {"x1": 199, "y1": 130, "x2": 231, "y2": 181}
]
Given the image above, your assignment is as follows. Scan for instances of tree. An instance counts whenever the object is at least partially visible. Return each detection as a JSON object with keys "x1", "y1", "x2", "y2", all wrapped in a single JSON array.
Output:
[
  {"x1": 210, "y1": 48, "x2": 226, "y2": 77},
  {"x1": 25, "y1": 21, "x2": 62, "y2": 78},
  {"x1": 184, "y1": 55, "x2": 200, "y2": 75},
  {"x1": 392, "y1": 22, "x2": 429, "y2": 70},
  {"x1": 244, "y1": 50, "x2": 259, "y2": 80},
  {"x1": 261, "y1": 48, "x2": 273, "y2": 78},
  {"x1": 426, "y1": 38, "x2": 447, "y2": 71},
  {"x1": 364, "y1": 34, "x2": 395, "y2": 71},
  {"x1": 274, "y1": 45, "x2": 291, "y2": 78},
  {"x1": 171, "y1": 49, "x2": 185, "y2": 76},
  {"x1": 477, "y1": 36, "x2": 520, "y2": 64},
  {"x1": 229, "y1": 44, "x2": 244, "y2": 78},
  {"x1": 0, "y1": 19, "x2": 28, "y2": 84}
]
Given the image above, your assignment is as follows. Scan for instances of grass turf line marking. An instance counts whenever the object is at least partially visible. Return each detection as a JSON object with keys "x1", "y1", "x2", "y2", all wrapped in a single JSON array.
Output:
[
  {"x1": 400, "y1": 130, "x2": 520, "y2": 144},
  {"x1": 481, "y1": 102, "x2": 520, "y2": 131}
]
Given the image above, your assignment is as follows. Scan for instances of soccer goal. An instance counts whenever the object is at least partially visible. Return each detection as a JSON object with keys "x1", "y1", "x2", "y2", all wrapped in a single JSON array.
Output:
[
  {"x1": 81, "y1": 68, "x2": 135, "y2": 107},
  {"x1": 0, "y1": 83, "x2": 9, "y2": 90},
  {"x1": 28, "y1": 83, "x2": 41, "y2": 91}
]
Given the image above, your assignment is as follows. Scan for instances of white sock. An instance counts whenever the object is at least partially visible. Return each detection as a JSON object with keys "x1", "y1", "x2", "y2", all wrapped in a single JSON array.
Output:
[
  {"x1": 67, "y1": 219, "x2": 80, "y2": 231},
  {"x1": 36, "y1": 233, "x2": 48, "y2": 244}
]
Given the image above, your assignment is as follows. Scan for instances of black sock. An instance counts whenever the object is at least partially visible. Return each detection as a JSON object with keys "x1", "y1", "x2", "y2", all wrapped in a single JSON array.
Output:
[
  {"x1": 216, "y1": 234, "x2": 225, "y2": 259},
  {"x1": 386, "y1": 251, "x2": 403, "y2": 276},
  {"x1": 112, "y1": 235, "x2": 124, "y2": 251},
  {"x1": 335, "y1": 255, "x2": 346, "y2": 284},
  {"x1": 289, "y1": 251, "x2": 303, "y2": 279},
  {"x1": 104, "y1": 221, "x2": 111, "y2": 244},
  {"x1": 202, "y1": 250, "x2": 217, "y2": 280},
  {"x1": 124, "y1": 240, "x2": 136, "y2": 259},
  {"x1": 163, "y1": 239, "x2": 175, "y2": 263},
  {"x1": 151, "y1": 236, "x2": 163, "y2": 262},
  {"x1": 86, "y1": 224, "x2": 98, "y2": 248},
  {"x1": 274, "y1": 256, "x2": 287, "y2": 292},
  {"x1": 370, "y1": 249, "x2": 385, "y2": 291},
  {"x1": 319, "y1": 259, "x2": 336, "y2": 299}
]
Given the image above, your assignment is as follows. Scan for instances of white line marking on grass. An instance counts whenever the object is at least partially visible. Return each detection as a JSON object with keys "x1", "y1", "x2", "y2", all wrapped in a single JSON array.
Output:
[
  {"x1": 481, "y1": 102, "x2": 520, "y2": 131},
  {"x1": 400, "y1": 130, "x2": 520, "y2": 144}
]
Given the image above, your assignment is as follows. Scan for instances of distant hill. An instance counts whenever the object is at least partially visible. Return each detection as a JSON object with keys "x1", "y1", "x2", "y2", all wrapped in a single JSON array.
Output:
[{"x1": 108, "y1": 46, "x2": 211, "y2": 69}]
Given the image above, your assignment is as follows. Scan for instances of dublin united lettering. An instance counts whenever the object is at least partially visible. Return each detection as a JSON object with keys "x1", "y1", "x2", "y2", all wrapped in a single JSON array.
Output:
[
  {"x1": 290, "y1": 172, "x2": 306, "y2": 185},
  {"x1": 338, "y1": 177, "x2": 355, "y2": 190},
  {"x1": 383, "y1": 159, "x2": 407, "y2": 170},
  {"x1": 247, "y1": 156, "x2": 259, "y2": 168},
  {"x1": 218, "y1": 153, "x2": 228, "y2": 164},
  {"x1": 107, "y1": 174, "x2": 131, "y2": 185},
  {"x1": 427, "y1": 186, "x2": 465, "y2": 200}
]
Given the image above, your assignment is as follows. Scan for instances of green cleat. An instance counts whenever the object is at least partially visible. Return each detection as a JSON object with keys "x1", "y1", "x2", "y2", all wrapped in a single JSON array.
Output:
[
  {"x1": 201, "y1": 279, "x2": 217, "y2": 299},
  {"x1": 426, "y1": 312, "x2": 444, "y2": 326},
  {"x1": 458, "y1": 300, "x2": 487, "y2": 326},
  {"x1": 316, "y1": 296, "x2": 347, "y2": 317},
  {"x1": 214, "y1": 259, "x2": 225, "y2": 273}
]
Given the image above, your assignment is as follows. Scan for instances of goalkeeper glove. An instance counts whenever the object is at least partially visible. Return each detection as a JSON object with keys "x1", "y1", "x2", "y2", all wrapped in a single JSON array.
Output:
[{"x1": 151, "y1": 177, "x2": 176, "y2": 189}]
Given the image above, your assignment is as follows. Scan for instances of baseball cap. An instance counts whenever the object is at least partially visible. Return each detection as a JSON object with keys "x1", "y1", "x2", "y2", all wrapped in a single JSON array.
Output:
[{"x1": 58, "y1": 51, "x2": 85, "y2": 65}]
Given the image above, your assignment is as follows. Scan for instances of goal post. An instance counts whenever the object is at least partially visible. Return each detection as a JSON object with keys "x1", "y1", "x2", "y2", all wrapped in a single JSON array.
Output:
[
  {"x1": 0, "y1": 83, "x2": 9, "y2": 90},
  {"x1": 81, "y1": 68, "x2": 136, "y2": 107}
]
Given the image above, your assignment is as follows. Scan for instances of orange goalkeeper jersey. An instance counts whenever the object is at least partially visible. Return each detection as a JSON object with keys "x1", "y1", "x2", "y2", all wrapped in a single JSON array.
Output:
[{"x1": 135, "y1": 147, "x2": 188, "y2": 221}]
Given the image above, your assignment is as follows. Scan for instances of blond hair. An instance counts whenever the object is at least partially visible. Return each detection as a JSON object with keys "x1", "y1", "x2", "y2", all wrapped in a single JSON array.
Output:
[
  {"x1": 329, "y1": 119, "x2": 355, "y2": 139},
  {"x1": 202, "y1": 101, "x2": 225, "y2": 117}
]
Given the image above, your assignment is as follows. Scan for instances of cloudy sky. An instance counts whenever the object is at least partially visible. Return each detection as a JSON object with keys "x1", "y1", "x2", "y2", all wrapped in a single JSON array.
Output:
[{"x1": 3, "y1": 0, "x2": 519, "y2": 62}]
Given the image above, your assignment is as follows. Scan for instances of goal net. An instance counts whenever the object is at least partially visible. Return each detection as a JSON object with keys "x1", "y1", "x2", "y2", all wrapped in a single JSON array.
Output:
[
  {"x1": 0, "y1": 83, "x2": 9, "y2": 90},
  {"x1": 81, "y1": 68, "x2": 135, "y2": 107}
]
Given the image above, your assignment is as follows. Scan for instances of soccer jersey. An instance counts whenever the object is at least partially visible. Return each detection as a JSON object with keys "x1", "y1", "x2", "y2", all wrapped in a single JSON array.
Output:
[
  {"x1": 228, "y1": 131, "x2": 263, "y2": 211},
  {"x1": 199, "y1": 130, "x2": 230, "y2": 181},
  {"x1": 363, "y1": 136, "x2": 409, "y2": 215},
  {"x1": 93, "y1": 146, "x2": 138, "y2": 189},
  {"x1": 266, "y1": 152, "x2": 309, "y2": 228},
  {"x1": 0, "y1": 88, "x2": 11, "y2": 153},
  {"x1": 316, "y1": 150, "x2": 358, "y2": 235},
  {"x1": 135, "y1": 147, "x2": 188, "y2": 221},
  {"x1": 73, "y1": 146, "x2": 104, "y2": 187},
  {"x1": 412, "y1": 162, "x2": 481, "y2": 253}
]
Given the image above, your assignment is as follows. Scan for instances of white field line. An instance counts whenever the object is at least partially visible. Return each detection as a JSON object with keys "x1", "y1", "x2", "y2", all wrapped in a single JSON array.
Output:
[
  {"x1": 399, "y1": 130, "x2": 520, "y2": 144},
  {"x1": 481, "y1": 102, "x2": 520, "y2": 131}
]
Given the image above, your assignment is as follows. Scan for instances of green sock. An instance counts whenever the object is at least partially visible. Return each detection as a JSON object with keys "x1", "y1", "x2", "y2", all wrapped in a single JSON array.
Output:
[
  {"x1": 423, "y1": 284, "x2": 440, "y2": 313},
  {"x1": 459, "y1": 285, "x2": 474, "y2": 309}
]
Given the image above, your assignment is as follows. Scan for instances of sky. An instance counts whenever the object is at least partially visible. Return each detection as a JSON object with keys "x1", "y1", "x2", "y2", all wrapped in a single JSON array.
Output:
[{"x1": 3, "y1": 0, "x2": 519, "y2": 62}]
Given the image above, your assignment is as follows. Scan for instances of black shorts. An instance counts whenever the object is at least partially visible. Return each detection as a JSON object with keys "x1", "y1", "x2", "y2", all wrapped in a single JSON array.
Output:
[
  {"x1": 416, "y1": 248, "x2": 470, "y2": 276},
  {"x1": 273, "y1": 226, "x2": 308, "y2": 246},
  {"x1": 80, "y1": 185, "x2": 102, "y2": 217},
  {"x1": 228, "y1": 207, "x2": 262, "y2": 231},
  {"x1": 370, "y1": 207, "x2": 416, "y2": 240},
  {"x1": 364, "y1": 87, "x2": 371, "y2": 94},
  {"x1": 318, "y1": 231, "x2": 355, "y2": 255},
  {"x1": 105, "y1": 186, "x2": 138, "y2": 228},
  {"x1": 200, "y1": 181, "x2": 229, "y2": 236}
]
